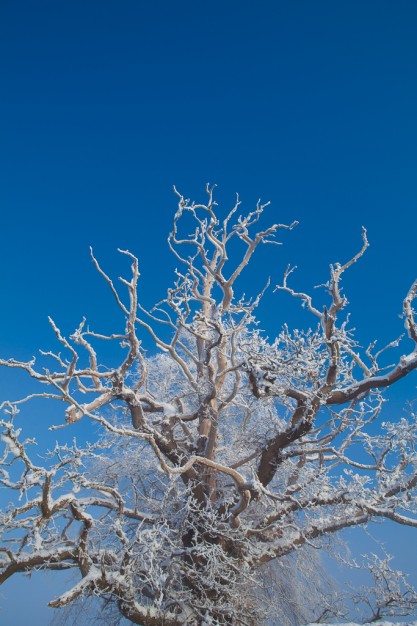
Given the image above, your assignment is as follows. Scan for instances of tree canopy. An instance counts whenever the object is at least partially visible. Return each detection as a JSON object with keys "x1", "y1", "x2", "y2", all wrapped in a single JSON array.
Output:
[{"x1": 1, "y1": 188, "x2": 417, "y2": 625}]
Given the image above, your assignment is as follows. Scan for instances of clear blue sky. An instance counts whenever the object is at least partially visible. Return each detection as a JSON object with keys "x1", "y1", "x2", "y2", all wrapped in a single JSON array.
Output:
[{"x1": 0, "y1": 1, "x2": 416, "y2": 623}]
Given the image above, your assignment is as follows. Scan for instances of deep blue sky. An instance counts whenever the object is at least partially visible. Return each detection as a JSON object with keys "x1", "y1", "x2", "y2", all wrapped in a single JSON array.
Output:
[{"x1": 1, "y1": 1, "x2": 417, "y2": 623}]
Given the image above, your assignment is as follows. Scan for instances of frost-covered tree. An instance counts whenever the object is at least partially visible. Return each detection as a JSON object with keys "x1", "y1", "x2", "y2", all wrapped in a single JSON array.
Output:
[{"x1": 1, "y1": 187, "x2": 417, "y2": 625}]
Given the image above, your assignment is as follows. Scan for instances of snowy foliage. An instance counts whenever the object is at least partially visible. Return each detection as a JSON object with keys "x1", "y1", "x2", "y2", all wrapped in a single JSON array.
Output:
[{"x1": 1, "y1": 187, "x2": 417, "y2": 625}]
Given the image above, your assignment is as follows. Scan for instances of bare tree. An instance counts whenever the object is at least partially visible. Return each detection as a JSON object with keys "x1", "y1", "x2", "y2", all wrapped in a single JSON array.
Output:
[{"x1": 1, "y1": 187, "x2": 417, "y2": 625}]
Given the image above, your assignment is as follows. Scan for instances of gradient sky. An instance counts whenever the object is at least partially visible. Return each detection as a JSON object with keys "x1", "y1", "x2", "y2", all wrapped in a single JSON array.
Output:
[{"x1": 0, "y1": 1, "x2": 417, "y2": 624}]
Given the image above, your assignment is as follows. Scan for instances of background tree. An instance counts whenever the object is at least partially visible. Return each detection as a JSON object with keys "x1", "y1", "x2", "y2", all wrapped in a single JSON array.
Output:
[{"x1": 1, "y1": 187, "x2": 417, "y2": 625}]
